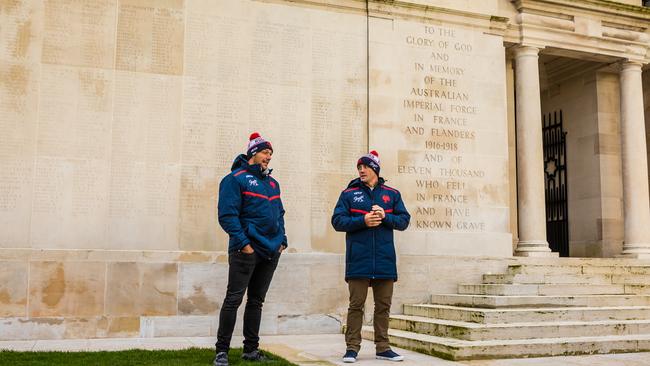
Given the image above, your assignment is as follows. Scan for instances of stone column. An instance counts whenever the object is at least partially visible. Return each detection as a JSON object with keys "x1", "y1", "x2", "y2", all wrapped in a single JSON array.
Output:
[
  {"x1": 513, "y1": 46, "x2": 555, "y2": 257},
  {"x1": 619, "y1": 61, "x2": 650, "y2": 258},
  {"x1": 506, "y1": 57, "x2": 519, "y2": 250}
]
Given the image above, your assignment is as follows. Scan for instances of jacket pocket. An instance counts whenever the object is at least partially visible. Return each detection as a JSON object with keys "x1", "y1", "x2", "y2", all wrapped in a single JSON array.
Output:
[
  {"x1": 348, "y1": 239, "x2": 368, "y2": 264},
  {"x1": 376, "y1": 236, "x2": 396, "y2": 264},
  {"x1": 348, "y1": 241, "x2": 359, "y2": 263}
]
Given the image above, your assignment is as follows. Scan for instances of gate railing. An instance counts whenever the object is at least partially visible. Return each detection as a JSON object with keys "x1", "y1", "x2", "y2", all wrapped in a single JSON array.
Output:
[{"x1": 543, "y1": 110, "x2": 569, "y2": 257}]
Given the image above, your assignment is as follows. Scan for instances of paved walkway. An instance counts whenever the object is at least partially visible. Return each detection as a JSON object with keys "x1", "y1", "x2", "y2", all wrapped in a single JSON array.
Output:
[{"x1": 1, "y1": 334, "x2": 650, "y2": 365}]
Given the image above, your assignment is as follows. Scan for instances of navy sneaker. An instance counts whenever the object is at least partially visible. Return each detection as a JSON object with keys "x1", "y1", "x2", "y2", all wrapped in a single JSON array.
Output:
[
  {"x1": 241, "y1": 349, "x2": 268, "y2": 362},
  {"x1": 213, "y1": 351, "x2": 228, "y2": 366},
  {"x1": 376, "y1": 349, "x2": 404, "y2": 362},
  {"x1": 342, "y1": 349, "x2": 358, "y2": 363}
]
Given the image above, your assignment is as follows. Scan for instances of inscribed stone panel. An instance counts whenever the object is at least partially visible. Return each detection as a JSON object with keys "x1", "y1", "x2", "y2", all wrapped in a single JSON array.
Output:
[
  {"x1": 30, "y1": 157, "x2": 110, "y2": 248},
  {"x1": 179, "y1": 166, "x2": 221, "y2": 251},
  {"x1": 0, "y1": 62, "x2": 38, "y2": 247},
  {"x1": 108, "y1": 71, "x2": 182, "y2": 250},
  {"x1": 30, "y1": 64, "x2": 112, "y2": 249},
  {"x1": 309, "y1": 12, "x2": 367, "y2": 253},
  {"x1": 179, "y1": 0, "x2": 252, "y2": 250},
  {"x1": 42, "y1": 0, "x2": 116, "y2": 68},
  {"x1": 36, "y1": 64, "x2": 112, "y2": 160},
  {"x1": 183, "y1": 0, "x2": 251, "y2": 80},
  {"x1": 115, "y1": 0, "x2": 184, "y2": 75},
  {"x1": 0, "y1": 0, "x2": 43, "y2": 63},
  {"x1": 235, "y1": 2, "x2": 314, "y2": 251},
  {"x1": 179, "y1": 77, "x2": 249, "y2": 250},
  {"x1": 369, "y1": 18, "x2": 511, "y2": 256}
]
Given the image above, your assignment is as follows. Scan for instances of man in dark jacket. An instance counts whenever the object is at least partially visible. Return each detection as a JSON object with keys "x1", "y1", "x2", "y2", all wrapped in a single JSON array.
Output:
[
  {"x1": 332, "y1": 150, "x2": 410, "y2": 363},
  {"x1": 213, "y1": 132, "x2": 287, "y2": 366}
]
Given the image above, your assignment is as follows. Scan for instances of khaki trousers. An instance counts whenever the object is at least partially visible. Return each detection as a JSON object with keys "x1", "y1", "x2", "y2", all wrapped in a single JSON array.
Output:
[{"x1": 345, "y1": 279, "x2": 394, "y2": 353}]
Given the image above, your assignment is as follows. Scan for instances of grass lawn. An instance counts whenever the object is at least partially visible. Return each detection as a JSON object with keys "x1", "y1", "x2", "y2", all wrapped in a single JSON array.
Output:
[{"x1": 0, "y1": 347, "x2": 298, "y2": 365}]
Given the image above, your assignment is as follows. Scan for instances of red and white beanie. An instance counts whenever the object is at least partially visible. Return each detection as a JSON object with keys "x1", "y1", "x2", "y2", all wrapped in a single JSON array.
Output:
[
  {"x1": 246, "y1": 132, "x2": 273, "y2": 158},
  {"x1": 357, "y1": 150, "x2": 380, "y2": 176}
]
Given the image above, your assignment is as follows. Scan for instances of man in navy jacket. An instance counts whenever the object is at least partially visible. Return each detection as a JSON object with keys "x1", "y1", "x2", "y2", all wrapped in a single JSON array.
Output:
[
  {"x1": 214, "y1": 132, "x2": 287, "y2": 366},
  {"x1": 332, "y1": 150, "x2": 410, "y2": 363}
]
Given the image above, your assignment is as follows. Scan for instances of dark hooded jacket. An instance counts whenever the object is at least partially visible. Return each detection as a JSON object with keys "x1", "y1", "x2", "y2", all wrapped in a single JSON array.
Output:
[
  {"x1": 218, "y1": 154, "x2": 287, "y2": 259},
  {"x1": 331, "y1": 178, "x2": 410, "y2": 280}
]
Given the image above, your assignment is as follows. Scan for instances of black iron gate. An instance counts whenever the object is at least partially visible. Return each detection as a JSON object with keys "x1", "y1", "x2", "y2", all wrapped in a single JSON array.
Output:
[{"x1": 543, "y1": 111, "x2": 569, "y2": 257}]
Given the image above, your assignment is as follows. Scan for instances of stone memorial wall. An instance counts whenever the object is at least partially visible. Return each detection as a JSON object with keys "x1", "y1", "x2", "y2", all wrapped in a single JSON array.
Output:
[{"x1": 0, "y1": 0, "x2": 516, "y2": 339}]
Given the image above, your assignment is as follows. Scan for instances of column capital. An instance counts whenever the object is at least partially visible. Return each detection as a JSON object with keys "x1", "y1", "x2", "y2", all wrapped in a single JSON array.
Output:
[
  {"x1": 512, "y1": 45, "x2": 541, "y2": 59},
  {"x1": 619, "y1": 60, "x2": 643, "y2": 73}
]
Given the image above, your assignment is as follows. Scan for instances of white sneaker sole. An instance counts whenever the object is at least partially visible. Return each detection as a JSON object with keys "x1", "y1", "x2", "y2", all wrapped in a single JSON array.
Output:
[
  {"x1": 342, "y1": 357, "x2": 357, "y2": 363},
  {"x1": 376, "y1": 355, "x2": 404, "y2": 361}
]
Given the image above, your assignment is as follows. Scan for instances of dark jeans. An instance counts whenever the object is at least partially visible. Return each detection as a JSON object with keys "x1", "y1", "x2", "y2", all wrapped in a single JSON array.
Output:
[{"x1": 215, "y1": 251, "x2": 280, "y2": 353}]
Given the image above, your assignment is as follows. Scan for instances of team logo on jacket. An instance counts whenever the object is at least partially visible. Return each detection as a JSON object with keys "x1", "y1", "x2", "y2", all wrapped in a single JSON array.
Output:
[
  {"x1": 249, "y1": 179, "x2": 259, "y2": 187},
  {"x1": 382, "y1": 194, "x2": 390, "y2": 203},
  {"x1": 353, "y1": 196, "x2": 364, "y2": 203},
  {"x1": 270, "y1": 181, "x2": 276, "y2": 189}
]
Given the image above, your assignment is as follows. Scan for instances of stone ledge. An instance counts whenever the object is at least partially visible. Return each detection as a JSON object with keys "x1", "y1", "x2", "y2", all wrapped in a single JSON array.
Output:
[{"x1": 0, "y1": 248, "x2": 344, "y2": 263}]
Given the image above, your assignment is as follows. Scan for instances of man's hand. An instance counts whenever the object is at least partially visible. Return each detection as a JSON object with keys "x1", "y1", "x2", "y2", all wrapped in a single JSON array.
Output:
[
  {"x1": 241, "y1": 244, "x2": 254, "y2": 254},
  {"x1": 372, "y1": 205, "x2": 385, "y2": 219},
  {"x1": 364, "y1": 212, "x2": 382, "y2": 227},
  {"x1": 279, "y1": 245, "x2": 286, "y2": 253}
]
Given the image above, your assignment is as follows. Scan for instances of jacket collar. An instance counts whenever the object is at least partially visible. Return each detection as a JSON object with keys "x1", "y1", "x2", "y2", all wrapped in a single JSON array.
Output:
[
  {"x1": 346, "y1": 177, "x2": 386, "y2": 191},
  {"x1": 230, "y1": 154, "x2": 272, "y2": 179}
]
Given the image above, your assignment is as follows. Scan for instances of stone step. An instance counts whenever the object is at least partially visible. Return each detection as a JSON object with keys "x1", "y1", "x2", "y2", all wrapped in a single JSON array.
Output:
[
  {"x1": 457, "y1": 283, "x2": 626, "y2": 296},
  {"x1": 508, "y1": 264, "x2": 650, "y2": 276},
  {"x1": 585, "y1": 266, "x2": 650, "y2": 275},
  {"x1": 430, "y1": 294, "x2": 650, "y2": 308},
  {"x1": 612, "y1": 274, "x2": 650, "y2": 284},
  {"x1": 389, "y1": 314, "x2": 650, "y2": 341},
  {"x1": 507, "y1": 264, "x2": 584, "y2": 275},
  {"x1": 361, "y1": 326, "x2": 650, "y2": 360},
  {"x1": 404, "y1": 303, "x2": 650, "y2": 323},
  {"x1": 625, "y1": 285, "x2": 650, "y2": 294},
  {"x1": 482, "y1": 273, "x2": 614, "y2": 285},
  {"x1": 484, "y1": 273, "x2": 650, "y2": 286},
  {"x1": 511, "y1": 258, "x2": 650, "y2": 266}
]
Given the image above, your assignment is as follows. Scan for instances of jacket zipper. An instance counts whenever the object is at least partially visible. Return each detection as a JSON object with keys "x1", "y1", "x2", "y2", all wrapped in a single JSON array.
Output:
[
  {"x1": 257, "y1": 174, "x2": 273, "y2": 260},
  {"x1": 265, "y1": 176, "x2": 273, "y2": 260},
  {"x1": 370, "y1": 188, "x2": 376, "y2": 279},
  {"x1": 372, "y1": 228, "x2": 376, "y2": 279}
]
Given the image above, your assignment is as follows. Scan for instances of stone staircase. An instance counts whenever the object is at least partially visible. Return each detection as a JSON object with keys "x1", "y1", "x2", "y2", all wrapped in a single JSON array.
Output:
[{"x1": 362, "y1": 261, "x2": 650, "y2": 360}]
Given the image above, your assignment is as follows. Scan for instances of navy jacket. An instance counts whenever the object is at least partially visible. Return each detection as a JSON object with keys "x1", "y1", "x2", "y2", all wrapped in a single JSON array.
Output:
[
  {"x1": 218, "y1": 154, "x2": 287, "y2": 259},
  {"x1": 331, "y1": 178, "x2": 410, "y2": 281}
]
